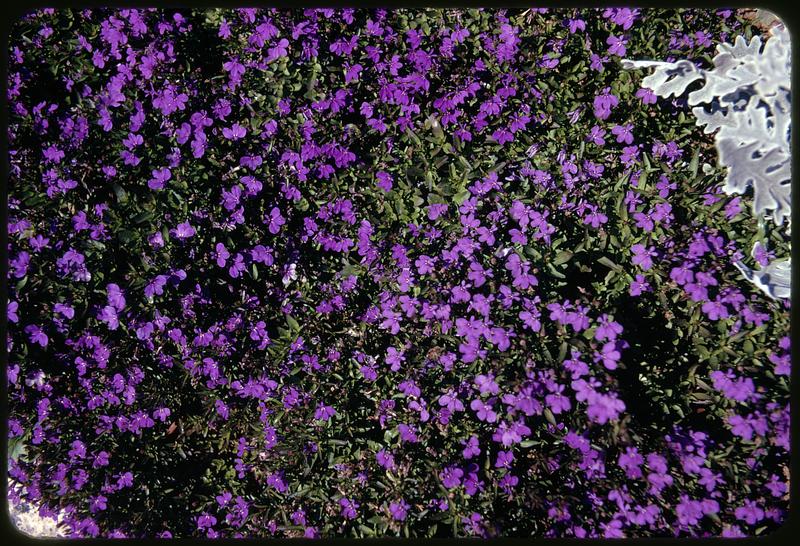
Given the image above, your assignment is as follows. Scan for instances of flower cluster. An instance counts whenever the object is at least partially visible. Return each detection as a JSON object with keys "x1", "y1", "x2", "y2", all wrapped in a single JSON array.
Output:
[{"x1": 6, "y1": 8, "x2": 789, "y2": 538}]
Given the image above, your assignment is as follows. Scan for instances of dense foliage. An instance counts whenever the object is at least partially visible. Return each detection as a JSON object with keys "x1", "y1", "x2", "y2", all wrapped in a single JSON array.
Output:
[
  {"x1": 6, "y1": 8, "x2": 790, "y2": 538},
  {"x1": 624, "y1": 23, "x2": 792, "y2": 301}
]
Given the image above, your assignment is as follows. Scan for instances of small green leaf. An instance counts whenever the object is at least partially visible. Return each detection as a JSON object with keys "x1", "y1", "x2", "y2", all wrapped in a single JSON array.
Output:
[
  {"x1": 112, "y1": 183, "x2": 128, "y2": 203},
  {"x1": 553, "y1": 250, "x2": 573, "y2": 266},
  {"x1": 453, "y1": 189, "x2": 471, "y2": 205},
  {"x1": 286, "y1": 315, "x2": 300, "y2": 331},
  {"x1": 597, "y1": 256, "x2": 622, "y2": 272},
  {"x1": 133, "y1": 211, "x2": 154, "y2": 224},
  {"x1": 689, "y1": 147, "x2": 700, "y2": 177}
]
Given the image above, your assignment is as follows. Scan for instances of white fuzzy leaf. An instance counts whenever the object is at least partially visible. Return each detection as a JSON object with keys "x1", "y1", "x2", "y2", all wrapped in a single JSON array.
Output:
[
  {"x1": 717, "y1": 139, "x2": 791, "y2": 225},
  {"x1": 734, "y1": 259, "x2": 791, "y2": 300}
]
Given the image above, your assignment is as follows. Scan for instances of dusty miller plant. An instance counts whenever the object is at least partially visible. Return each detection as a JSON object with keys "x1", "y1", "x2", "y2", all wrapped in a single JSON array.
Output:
[{"x1": 623, "y1": 24, "x2": 791, "y2": 300}]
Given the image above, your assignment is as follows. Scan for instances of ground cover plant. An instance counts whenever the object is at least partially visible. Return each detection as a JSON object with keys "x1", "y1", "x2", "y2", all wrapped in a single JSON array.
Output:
[{"x1": 5, "y1": 7, "x2": 791, "y2": 538}]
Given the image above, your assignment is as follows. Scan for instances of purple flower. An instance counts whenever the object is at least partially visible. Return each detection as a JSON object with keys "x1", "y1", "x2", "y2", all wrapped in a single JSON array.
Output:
[
  {"x1": 567, "y1": 18, "x2": 586, "y2": 33},
  {"x1": 462, "y1": 436, "x2": 480, "y2": 459},
  {"x1": 222, "y1": 123, "x2": 246, "y2": 140},
  {"x1": 89, "y1": 495, "x2": 108, "y2": 514},
  {"x1": 710, "y1": 370, "x2": 756, "y2": 402},
  {"x1": 596, "y1": 341, "x2": 621, "y2": 370},
  {"x1": 345, "y1": 63, "x2": 363, "y2": 83},
  {"x1": 386, "y1": 346, "x2": 405, "y2": 371},
  {"x1": 7, "y1": 301, "x2": 19, "y2": 323},
  {"x1": 267, "y1": 207, "x2": 286, "y2": 234},
  {"x1": 339, "y1": 498, "x2": 359, "y2": 520},
  {"x1": 635, "y1": 87, "x2": 657, "y2": 105},
  {"x1": 116, "y1": 471, "x2": 134, "y2": 489},
  {"x1": 583, "y1": 207, "x2": 608, "y2": 229},
  {"x1": 440, "y1": 466, "x2": 464, "y2": 488},
  {"x1": 266, "y1": 472, "x2": 288, "y2": 493},
  {"x1": 735, "y1": 501, "x2": 765, "y2": 525},
  {"x1": 107, "y1": 283, "x2": 126, "y2": 311},
  {"x1": 149, "y1": 231, "x2": 165, "y2": 249},
  {"x1": 586, "y1": 392, "x2": 625, "y2": 424},
  {"x1": 43, "y1": 145, "x2": 65, "y2": 163},
  {"x1": 618, "y1": 447, "x2": 644, "y2": 478},
  {"x1": 10, "y1": 251, "x2": 30, "y2": 278},
  {"x1": 147, "y1": 167, "x2": 172, "y2": 190},
  {"x1": 702, "y1": 299, "x2": 730, "y2": 321},
  {"x1": 221, "y1": 185, "x2": 242, "y2": 210},
  {"x1": 153, "y1": 407, "x2": 171, "y2": 422},
  {"x1": 197, "y1": 513, "x2": 217, "y2": 530},
  {"x1": 267, "y1": 38, "x2": 290, "y2": 62},
  {"x1": 587, "y1": 125, "x2": 606, "y2": 146},
  {"x1": 438, "y1": 390, "x2": 464, "y2": 413},
  {"x1": 215, "y1": 399, "x2": 230, "y2": 419},
  {"x1": 611, "y1": 123, "x2": 634, "y2": 144},
  {"x1": 728, "y1": 414, "x2": 754, "y2": 440},
  {"x1": 68, "y1": 440, "x2": 87, "y2": 459},
  {"x1": 172, "y1": 222, "x2": 196, "y2": 239},
  {"x1": 631, "y1": 244, "x2": 655, "y2": 270},
  {"x1": 91, "y1": 451, "x2": 110, "y2": 469},
  {"x1": 376, "y1": 171, "x2": 393, "y2": 192},
  {"x1": 376, "y1": 449, "x2": 395, "y2": 470},
  {"x1": 602, "y1": 519, "x2": 625, "y2": 538},
  {"x1": 590, "y1": 53, "x2": 609, "y2": 72},
  {"x1": 397, "y1": 423, "x2": 418, "y2": 443},
  {"x1": 314, "y1": 404, "x2": 336, "y2": 421},
  {"x1": 29, "y1": 234, "x2": 50, "y2": 252},
  {"x1": 389, "y1": 499, "x2": 410, "y2": 521},
  {"x1": 546, "y1": 383, "x2": 572, "y2": 413},
  {"x1": 593, "y1": 88, "x2": 618, "y2": 120},
  {"x1": 606, "y1": 35, "x2": 628, "y2": 56},
  {"x1": 470, "y1": 399, "x2": 498, "y2": 422},
  {"x1": 495, "y1": 450, "x2": 514, "y2": 468},
  {"x1": 475, "y1": 374, "x2": 500, "y2": 395},
  {"x1": 415, "y1": 255, "x2": 435, "y2": 275},
  {"x1": 97, "y1": 305, "x2": 120, "y2": 330},
  {"x1": 223, "y1": 59, "x2": 245, "y2": 79},
  {"x1": 24, "y1": 325, "x2": 48, "y2": 347},
  {"x1": 766, "y1": 475, "x2": 788, "y2": 498},
  {"x1": 428, "y1": 203, "x2": 448, "y2": 220},
  {"x1": 594, "y1": 314, "x2": 623, "y2": 341},
  {"x1": 214, "y1": 243, "x2": 230, "y2": 267},
  {"x1": 607, "y1": 8, "x2": 639, "y2": 29},
  {"x1": 249, "y1": 320, "x2": 271, "y2": 349}
]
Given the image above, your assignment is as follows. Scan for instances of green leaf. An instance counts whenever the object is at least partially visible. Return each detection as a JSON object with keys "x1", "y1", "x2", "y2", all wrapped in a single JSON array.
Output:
[
  {"x1": 133, "y1": 211, "x2": 154, "y2": 224},
  {"x1": 689, "y1": 147, "x2": 700, "y2": 177},
  {"x1": 553, "y1": 250, "x2": 573, "y2": 266},
  {"x1": 15, "y1": 276, "x2": 28, "y2": 292},
  {"x1": 546, "y1": 264, "x2": 566, "y2": 279},
  {"x1": 453, "y1": 189, "x2": 471, "y2": 205},
  {"x1": 8, "y1": 436, "x2": 26, "y2": 461},
  {"x1": 112, "y1": 183, "x2": 128, "y2": 203},
  {"x1": 118, "y1": 230, "x2": 137, "y2": 244},
  {"x1": 597, "y1": 256, "x2": 622, "y2": 272},
  {"x1": 286, "y1": 315, "x2": 301, "y2": 331}
]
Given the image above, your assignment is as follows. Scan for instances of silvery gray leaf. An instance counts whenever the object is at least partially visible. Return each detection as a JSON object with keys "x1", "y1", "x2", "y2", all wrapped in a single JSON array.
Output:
[
  {"x1": 734, "y1": 259, "x2": 791, "y2": 300},
  {"x1": 716, "y1": 139, "x2": 791, "y2": 224}
]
